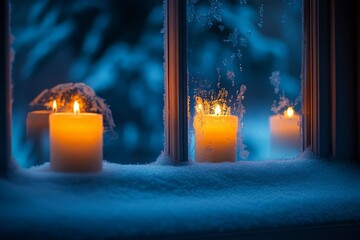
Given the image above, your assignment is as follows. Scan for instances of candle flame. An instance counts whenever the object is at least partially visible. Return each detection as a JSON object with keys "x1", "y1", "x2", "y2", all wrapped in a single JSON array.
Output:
[
  {"x1": 52, "y1": 100, "x2": 57, "y2": 113},
  {"x1": 215, "y1": 105, "x2": 221, "y2": 116},
  {"x1": 285, "y1": 107, "x2": 294, "y2": 118},
  {"x1": 74, "y1": 101, "x2": 80, "y2": 115}
]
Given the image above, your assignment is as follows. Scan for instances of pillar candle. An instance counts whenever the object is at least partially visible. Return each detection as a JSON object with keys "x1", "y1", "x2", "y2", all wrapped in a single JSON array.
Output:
[
  {"x1": 269, "y1": 107, "x2": 301, "y2": 153},
  {"x1": 49, "y1": 101, "x2": 103, "y2": 172},
  {"x1": 26, "y1": 110, "x2": 51, "y2": 138},
  {"x1": 26, "y1": 100, "x2": 57, "y2": 165},
  {"x1": 26, "y1": 100, "x2": 57, "y2": 137},
  {"x1": 26, "y1": 110, "x2": 51, "y2": 165},
  {"x1": 193, "y1": 105, "x2": 238, "y2": 163}
]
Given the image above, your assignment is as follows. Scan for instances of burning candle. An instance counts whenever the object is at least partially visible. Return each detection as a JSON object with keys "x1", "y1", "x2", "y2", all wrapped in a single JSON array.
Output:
[
  {"x1": 26, "y1": 100, "x2": 57, "y2": 165},
  {"x1": 49, "y1": 101, "x2": 103, "y2": 172},
  {"x1": 193, "y1": 104, "x2": 238, "y2": 163},
  {"x1": 269, "y1": 107, "x2": 301, "y2": 154},
  {"x1": 26, "y1": 100, "x2": 57, "y2": 137},
  {"x1": 26, "y1": 111, "x2": 51, "y2": 137}
]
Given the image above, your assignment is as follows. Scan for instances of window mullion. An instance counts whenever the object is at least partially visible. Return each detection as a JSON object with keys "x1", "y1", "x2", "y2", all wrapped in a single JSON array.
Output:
[
  {"x1": 303, "y1": 0, "x2": 332, "y2": 158},
  {"x1": 165, "y1": 0, "x2": 188, "y2": 163},
  {"x1": 0, "y1": 0, "x2": 11, "y2": 176}
]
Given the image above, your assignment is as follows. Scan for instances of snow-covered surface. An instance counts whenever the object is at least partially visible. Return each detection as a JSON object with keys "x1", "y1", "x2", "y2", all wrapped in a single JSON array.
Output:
[{"x1": 1, "y1": 156, "x2": 360, "y2": 238}]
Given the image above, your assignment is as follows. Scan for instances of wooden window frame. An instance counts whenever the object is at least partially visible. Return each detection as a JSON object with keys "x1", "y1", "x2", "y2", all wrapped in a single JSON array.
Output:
[
  {"x1": 0, "y1": 0, "x2": 11, "y2": 177},
  {"x1": 1, "y1": 0, "x2": 359, "y2": 175},
  {"x1": 165, "y1": 0, "x2": 360, "y2": 162},
  {"x1": 303, "y1": 0, "x2": 359, "y2": 160},
  {"x1": 164, "y1": 0, "x2": 188, "y2": 163}
]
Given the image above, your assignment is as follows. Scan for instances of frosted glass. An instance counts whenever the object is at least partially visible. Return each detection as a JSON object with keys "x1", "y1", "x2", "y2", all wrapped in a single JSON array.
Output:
[{"x1": 187, "y1": 0, "x2": 303, "y2": 161}]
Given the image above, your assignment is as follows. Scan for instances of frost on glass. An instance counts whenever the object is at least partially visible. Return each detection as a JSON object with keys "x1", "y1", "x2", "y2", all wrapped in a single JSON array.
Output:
[{"x1": 187, "y1": 0, "x2": 303, "y2": 161}]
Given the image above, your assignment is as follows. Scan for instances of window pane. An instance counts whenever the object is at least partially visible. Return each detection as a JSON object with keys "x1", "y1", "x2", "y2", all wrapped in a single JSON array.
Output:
[
  {"x1": 187, "y1": 0, "x2": 303, "y2": 161},
  {"x1": 11, "y1": 0, "x2": 164, "y2": 167}
]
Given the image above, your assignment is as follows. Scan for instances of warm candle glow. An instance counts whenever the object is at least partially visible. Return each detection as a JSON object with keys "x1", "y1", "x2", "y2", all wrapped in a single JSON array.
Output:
[
  {"x1": 52, "y1": 100, "x2": 57, "y2": 113},
  {"x1": 214, "y1": 105, "x2": 221, "y2": 116},
  {"x1": 50, "y1": 112, "x2": 103, "y2": 172},
  {"x1": 196, "y1": 103, "x2": 203, "y2": 113},
  {"x1": 270, "y1": 106, "x2": 301, "y2": 156},
  {"x1": 74, "y1": 101, "x2": 80, "y2": 115},
  {"x1": 284, "y1": 107, "x2": 294, "y2": 118},
  {"x1": 194, "y1": 100, "x2": 238, "y2": 163}
]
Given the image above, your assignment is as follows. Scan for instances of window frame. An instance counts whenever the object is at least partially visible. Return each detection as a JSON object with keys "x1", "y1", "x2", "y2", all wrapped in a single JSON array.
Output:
[
  {"x1": 0, "y1": 0, "x2": 359, "y2": 175},
  {"x1": 303, "y1": 0, "x2": 359, "y2": 160},
  {"x1": 164, "y1": 0, "x2": 360, "y2": 162},
  {"x1": 0, "y1": 0, "x2": 11, "y2": 177},
  {"x1": 164, "y1": 0, "x2": 188, "y2": 163}
]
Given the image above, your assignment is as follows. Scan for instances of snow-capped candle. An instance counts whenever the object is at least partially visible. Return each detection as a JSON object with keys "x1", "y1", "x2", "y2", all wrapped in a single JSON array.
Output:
[
  {"x1": 269, "y1": 107, "x2": 301, "y2": 152},
  {"x1": 193, "y1": 104, "x2": 238, "y2": 163},
  {"x1": 49, "y1": 101, "x2": 103, "y2": 172}
]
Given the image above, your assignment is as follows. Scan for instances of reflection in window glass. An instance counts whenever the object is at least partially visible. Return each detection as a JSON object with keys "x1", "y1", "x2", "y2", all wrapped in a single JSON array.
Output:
[
  {"x1": 11, "y1": 0, "x2": 164, "y2": 167},
  {"x1": 187, "y1": 0, "x2": 303, "y2": 161}
]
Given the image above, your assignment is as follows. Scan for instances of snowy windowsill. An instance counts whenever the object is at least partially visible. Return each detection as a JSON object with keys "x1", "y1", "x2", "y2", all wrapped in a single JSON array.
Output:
[{"x1": 1, "y1": 156, "x2": 360, "y2": 238}]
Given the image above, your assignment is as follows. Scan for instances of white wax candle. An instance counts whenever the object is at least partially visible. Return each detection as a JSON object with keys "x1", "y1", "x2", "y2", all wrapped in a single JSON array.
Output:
[
  {"x1": 49, "y1": 103, "x2": 103, "y2": 172},
  {"x1": 269, "y1": 107, "x2": 301, "y2": 152},
  {"x1": 26, "y1": 110, "x2": 51, "y2": 138},
  {"x1": 26, "y1": 101, "x2": 56, "y2": 138},
  {"x1": 193, "y1": 105, "x2": 238, "y2": 163},
  {"x1": 26, "y1": 110, "x2": 52, "y2": 165}
]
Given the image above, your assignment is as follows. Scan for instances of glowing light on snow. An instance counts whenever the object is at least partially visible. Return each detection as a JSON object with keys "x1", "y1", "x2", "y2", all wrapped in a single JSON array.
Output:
[
  {"x1": 284, "y1": 107, "x2": 294, "y2": 118},
  {"x1": 74, "y1": 101, "x2": 80, "y2": 115}
]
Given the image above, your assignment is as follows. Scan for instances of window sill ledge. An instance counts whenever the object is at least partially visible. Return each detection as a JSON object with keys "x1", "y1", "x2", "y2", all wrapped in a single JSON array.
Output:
[{"x1": 1, "y1": 158, "x2": 360, "y2": 238}]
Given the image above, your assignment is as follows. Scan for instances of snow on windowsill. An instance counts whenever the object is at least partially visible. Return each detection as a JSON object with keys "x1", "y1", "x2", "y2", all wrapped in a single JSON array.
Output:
[{"x1": 1, "y1": 153, "x2": 360, "y2": 238}]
